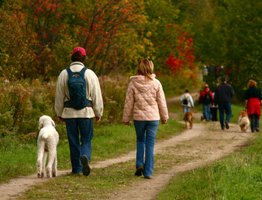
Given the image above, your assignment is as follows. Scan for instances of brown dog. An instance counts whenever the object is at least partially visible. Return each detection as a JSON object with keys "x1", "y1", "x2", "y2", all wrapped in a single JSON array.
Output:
[
  {"x1": 238, "y1": 110, "x2": 250, "y2": 132},
  {"x1": 184, "y1": 112, "x2": 193, "y2": 129}
]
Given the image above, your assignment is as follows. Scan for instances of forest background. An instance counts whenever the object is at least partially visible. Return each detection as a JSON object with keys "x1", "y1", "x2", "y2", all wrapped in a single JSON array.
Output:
[{"x1": 0, "y1": 0, "x2": 261, "y2": 136}]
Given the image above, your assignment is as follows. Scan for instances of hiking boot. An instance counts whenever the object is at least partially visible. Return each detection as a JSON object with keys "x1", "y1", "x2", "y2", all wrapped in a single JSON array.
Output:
[
  {"x1": 81, "y1": 155, "x2": 90, "y2": 176},
  {"x1": 144, "y1": 176, "x2": 152, "y2": 179},
  {"x1": 225, "y1": 121, "x2": 229, "y2": 129},
  {"x1": 255, "y1": 128, "x2": 259, "y2": 132},
  {"x1": 134, "y1": 166, "x2": 144, "y2": 176}
]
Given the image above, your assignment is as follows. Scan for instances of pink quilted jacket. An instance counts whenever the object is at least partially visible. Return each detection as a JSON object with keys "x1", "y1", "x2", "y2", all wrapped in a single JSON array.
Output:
[{"x1": 122, "y1": 75, "x2": 169, "y2": 122}]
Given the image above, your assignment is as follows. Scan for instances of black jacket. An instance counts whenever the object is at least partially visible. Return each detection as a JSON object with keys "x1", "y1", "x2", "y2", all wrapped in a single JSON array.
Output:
[
  {"x1": 214, "y1": 82, "x2": 234, "y2": 104},
  {"x1": 244, "y1": 87, "x2": 262, "y2": 100}
]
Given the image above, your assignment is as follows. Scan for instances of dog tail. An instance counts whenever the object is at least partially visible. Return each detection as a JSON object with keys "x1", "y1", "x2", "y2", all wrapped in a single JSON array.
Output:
[{"x1": 42, "y1": 131, "x2": 50, "y2": 140}]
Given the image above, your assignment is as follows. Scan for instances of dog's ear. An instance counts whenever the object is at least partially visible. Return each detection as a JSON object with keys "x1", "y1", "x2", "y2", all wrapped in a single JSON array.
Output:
[
  {"x1": 38, "y1": 117, "x2": 43, "y2": 130},
  {"x1": 51, "y1": 119, "x2": 56, "y2": 127},
  {"x1": 38, "y1": 122, "x2": 43, "y2": 130}
]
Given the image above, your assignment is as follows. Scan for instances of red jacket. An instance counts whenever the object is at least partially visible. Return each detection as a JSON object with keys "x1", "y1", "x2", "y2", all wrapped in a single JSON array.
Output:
[{"x1": 199, "y1": 88, "x2": 214, "y2": 105}]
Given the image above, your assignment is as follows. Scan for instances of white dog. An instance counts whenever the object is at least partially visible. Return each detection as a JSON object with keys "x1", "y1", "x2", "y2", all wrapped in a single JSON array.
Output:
[
  {"x1": 37, "y1": 115, "x2": 59, "y2": 178},
  {"x1": 238, "y1": 110, "x2": 250, "y2": 132}
]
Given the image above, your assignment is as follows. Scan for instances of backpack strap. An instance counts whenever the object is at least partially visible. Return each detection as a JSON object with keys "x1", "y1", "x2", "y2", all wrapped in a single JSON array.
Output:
[
  {"x1": 66, "y1": 68, "x2": 73, "y2": 77},
  {"x1": 79, "y1": 67, "x2": 86, "y2": 75}
]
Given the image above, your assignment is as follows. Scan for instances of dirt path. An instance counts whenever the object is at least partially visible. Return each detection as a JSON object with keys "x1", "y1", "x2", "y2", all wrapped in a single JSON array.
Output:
[
  {"x1": 109, "y1": 122, "x2": 255, "y2": 200},
  {"x1": 0, "y1": 120, "x2": 255, "y2": 200}
]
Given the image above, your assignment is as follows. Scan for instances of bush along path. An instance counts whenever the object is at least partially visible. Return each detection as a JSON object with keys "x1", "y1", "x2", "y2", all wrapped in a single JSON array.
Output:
[{"x1": 0, "y1": 121, "x2": 255, "y2": 200}]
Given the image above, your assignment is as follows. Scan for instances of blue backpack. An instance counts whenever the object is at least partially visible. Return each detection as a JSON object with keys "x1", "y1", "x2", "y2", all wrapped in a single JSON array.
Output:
[{"x1": 64, "y1": 67, "x2": 92, "y2": 110}]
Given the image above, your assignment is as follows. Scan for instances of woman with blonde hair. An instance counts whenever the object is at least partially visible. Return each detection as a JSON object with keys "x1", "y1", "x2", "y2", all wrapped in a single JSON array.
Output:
[
  {"x1": 122, "y1": 58, "x2": 169, "y2": 179},
  {"x1": 244, "y1": 79, "x2": 262, "y2": 132}
]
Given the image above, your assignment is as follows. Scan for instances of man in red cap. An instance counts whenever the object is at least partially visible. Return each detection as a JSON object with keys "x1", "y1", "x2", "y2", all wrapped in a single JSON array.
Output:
[{"x1": 55, "y1": 46, "x2": 103, "y2": 176}]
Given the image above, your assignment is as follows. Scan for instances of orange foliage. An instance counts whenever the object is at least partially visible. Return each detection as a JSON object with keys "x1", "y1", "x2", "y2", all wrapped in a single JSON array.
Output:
[{"x1": 166, "y1": 32, "x2": 196, "y2": 74}]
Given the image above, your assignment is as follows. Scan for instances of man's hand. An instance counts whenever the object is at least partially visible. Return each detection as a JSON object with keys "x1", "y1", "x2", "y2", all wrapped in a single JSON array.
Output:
[{"x1": 95, "y1": 116, "x2": 101, "y2": 122}]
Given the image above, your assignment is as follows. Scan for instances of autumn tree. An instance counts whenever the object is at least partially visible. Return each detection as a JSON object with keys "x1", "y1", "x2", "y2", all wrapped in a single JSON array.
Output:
[
  {"x1": 24, "y1": 0, "x2": 67, "y2": 78},
  {"x1": 65, "y1": 0, "x2": 151, "y2": 75},
  {"x1": 166, "y1": 32, "x2": 196, "y2": 78},
  {"x1": 216, "y1": 0, "x2": 262, "y2": 93},
  {"x1": 178, "y1": 0, "x2": 262, "y2": 95},
  {"x1": 0, "y1": 1, "x2": 36, "y2": 80}
]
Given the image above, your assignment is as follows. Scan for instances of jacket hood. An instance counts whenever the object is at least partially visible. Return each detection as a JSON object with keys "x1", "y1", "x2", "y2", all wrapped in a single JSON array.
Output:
[{"x1": 130, "y1": 74, "x2": 156, "y2": 93}]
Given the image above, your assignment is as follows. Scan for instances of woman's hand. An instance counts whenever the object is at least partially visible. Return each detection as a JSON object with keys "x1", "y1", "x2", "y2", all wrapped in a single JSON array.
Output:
[
  {"x1": 161, "y1": 119, "x2": 167, "y2": 124},
  {"x1": 123, "y1": 121, "x2": 131, "y2": 126}
]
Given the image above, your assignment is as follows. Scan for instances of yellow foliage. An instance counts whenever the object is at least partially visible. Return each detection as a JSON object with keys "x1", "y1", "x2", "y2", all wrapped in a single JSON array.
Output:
[{"x1": 146, "y1": 31, "x2": 152, "y2": 37}]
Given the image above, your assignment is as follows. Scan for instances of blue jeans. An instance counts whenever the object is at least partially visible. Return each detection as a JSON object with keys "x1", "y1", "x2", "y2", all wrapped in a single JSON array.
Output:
[
  {"x1": 65, "y1": 118, "x2": 93, "y2": 174},
  {"x1": 203, "y1": 104, "x2": 212, "y2": 121},
  {"x1": 218, "y1": 103, "x2": 232, "y2": 128},
  {"x1": 134, "y1": 120, "x2": 159, "y2": 177}
]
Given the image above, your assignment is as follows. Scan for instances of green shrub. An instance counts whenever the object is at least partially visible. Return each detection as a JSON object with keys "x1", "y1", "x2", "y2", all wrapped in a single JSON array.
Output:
[
  {"x1": 158, "y1": 74, "x2": 201, "y2": 97},
  {"x1": 0, "y1": 111, "x2": 14, "y2": 135},
  {"x1": 100, "y1": 75, "x2": 129, "y2": 124},
  {"x1": 0, "y1": 74, "x2": 193, "y2": 137},
  {"x1": 0, "y1": 78, "x2": 56, "y2": 135}
]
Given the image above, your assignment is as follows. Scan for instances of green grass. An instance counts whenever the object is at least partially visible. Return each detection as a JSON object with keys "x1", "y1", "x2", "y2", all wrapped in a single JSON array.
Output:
[
  {"x1": 0, "y1": 119, "x2": 183, "y2": 184},
  {"x1": 16, "y1": 127, "x2": 191, "y2": 200},
  {"x1": 19, "y1": 151, "x2": 194, "y2": 200},
  {"x1": 19, "y1": 161, "x2": 137, "y2": 200},
  {"x1": 231, "y1": 104, "x2": 245, "y2": 124},
  {"x1": 156, "y1": 104, "x2": 262, "y2": 200},
  {"x1": 156, "y1": 133, "x2": 262, "y2": 200},
  {"x1": 0, "y1": 135, "x2": 37, "y2": 182},
  {"x1": 16, "y1": 108, "x2": 262, "y2": 200},
  {"x1": 2, "y1": 102, "x2": 261, "y2": 199}
]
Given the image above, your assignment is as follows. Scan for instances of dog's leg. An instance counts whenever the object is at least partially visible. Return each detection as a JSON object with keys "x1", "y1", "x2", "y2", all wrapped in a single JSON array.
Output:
[
  {"x1": 240, "y1": 124, "x2": 246, "y2": 132},
  {"x1": 37, "y1": 141, "x2": 45, "y2": 178},
  {"x1": 46, "y1": 143, "x2": 56, "y2": 178},
  {"x1": 185, "y1": 121, "x2": 188, "y2": 129},
  {"x1": 244, "y1": 124, "x2": 249, "y2": 132},
  {"x1": 52, "y1": 155, "x2": 57, "y2": 177},
  {"x1": 242, "y1": 125, "x2": 246, "y2": 132},
  {"x1": 42, "y1": 150, "x2": 47, "y2": 177},
  {"x1": 46, "y1": 155, "x2": 52, "y2": 178},
  {"x1": 190, "y1": 121, "x2": 193, "y2": 129}
]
